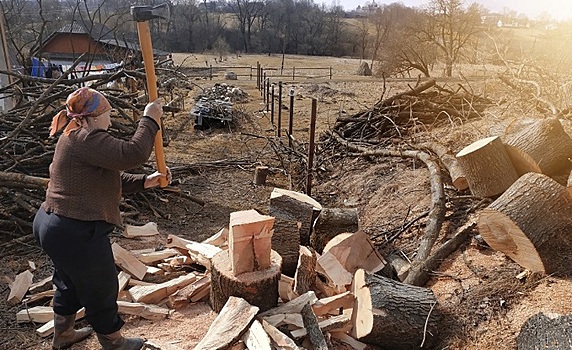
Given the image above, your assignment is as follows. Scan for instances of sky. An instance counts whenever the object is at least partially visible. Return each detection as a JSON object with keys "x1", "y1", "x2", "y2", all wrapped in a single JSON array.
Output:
[{"x1": 333, "y1": 0, "x2": 572, "y2": 21}]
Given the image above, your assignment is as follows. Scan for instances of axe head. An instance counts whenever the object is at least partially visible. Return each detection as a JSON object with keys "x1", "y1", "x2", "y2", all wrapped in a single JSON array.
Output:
[{"x1": 131, "y1": 3, "x2": 170, "y2": 22}]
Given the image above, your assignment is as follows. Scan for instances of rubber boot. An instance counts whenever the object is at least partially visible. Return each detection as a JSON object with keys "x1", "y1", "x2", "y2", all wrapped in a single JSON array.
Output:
[
  {"x1": 52, "y1": 313, "x2": 93, "y2": 349},
  {"x1": 96, "y1": 330, "x2": 145, "y2": 350}
]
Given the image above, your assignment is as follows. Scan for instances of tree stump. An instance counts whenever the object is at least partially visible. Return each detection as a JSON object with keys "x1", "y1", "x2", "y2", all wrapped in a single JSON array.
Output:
[
  {"x1": 478, "y1": 172, "x2": 572, "y2": 274},
  {"x1": 254, "y1": 166, "x2": 269, "y2": 186},
  {"x1": 456, "y1": 135, "x2": 519, "y2": 198},
  {"x1": 351, "y1": 269, "x2": 440, "y2": 349},
  {"x1": 210, "y1": 250, "x2": 282, "y2": 313},
  {"x1": 504, "y1": 117, "x2": 572, "y2": 176},
  {"x1": 516, "y1": 312, "x2": 572, "y2": 350},
  {"x1": 311, "y1": 207, "x2": 359, "y2": 253}
]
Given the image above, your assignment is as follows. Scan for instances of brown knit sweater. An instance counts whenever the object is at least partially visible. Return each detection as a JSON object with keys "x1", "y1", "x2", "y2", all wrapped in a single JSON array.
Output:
[{"x1": 42, "y1": 117, "x2": 159, "y2": 227}]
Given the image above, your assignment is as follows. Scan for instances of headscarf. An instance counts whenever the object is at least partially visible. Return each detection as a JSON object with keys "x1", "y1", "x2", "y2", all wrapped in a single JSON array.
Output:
[{"x1": 50, "y1": 87, "x2": 112, "y2": 136}]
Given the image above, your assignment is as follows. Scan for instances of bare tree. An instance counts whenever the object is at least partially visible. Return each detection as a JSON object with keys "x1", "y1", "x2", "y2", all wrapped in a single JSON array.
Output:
[
  {"x1": 230, "y1": 0, "x2": 265, "y2": 53},
  {"x1": 418, "y1": 0, "x2": 483, "y2": 77}
]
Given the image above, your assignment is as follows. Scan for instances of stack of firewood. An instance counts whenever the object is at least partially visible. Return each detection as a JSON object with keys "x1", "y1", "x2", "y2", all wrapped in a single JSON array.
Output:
[{"x1": 11, "y1": 186, "x2": 443, "y2": 349}]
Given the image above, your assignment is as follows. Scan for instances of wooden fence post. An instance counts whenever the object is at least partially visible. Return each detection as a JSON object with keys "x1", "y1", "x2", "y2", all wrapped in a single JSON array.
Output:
[
  {"x1": 271, "y1": 83, "x2": 275, "y2": 125},
  {"x1": 306, "y1": 99, "x2": 317, "y2": 195},
  {"x1": 288, "y1": 87, "x2": 294, "y2": 148},
  {"x1": 329, "y1": 67, "x2": 332, "y2": 79},
  {"x1": 277, "y1": 81, "x2": 282, "y2": 137},
  {"x1": 209, "y1": 65, "x2": 213, "y2": 80},
  {"x1": 293, "y1": 67, "x2": 295, "y2": 81}
]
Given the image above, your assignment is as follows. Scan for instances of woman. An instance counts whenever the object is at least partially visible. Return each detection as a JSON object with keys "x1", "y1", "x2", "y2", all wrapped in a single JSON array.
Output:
[{"x1": 33, "y1": 87, "x2": 169, "y2": 350}]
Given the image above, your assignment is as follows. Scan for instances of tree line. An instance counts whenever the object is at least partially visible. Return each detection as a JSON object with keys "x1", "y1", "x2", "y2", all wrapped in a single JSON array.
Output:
[{"x1": 2, "y1": 0, "x2": 571, "y2": 78}]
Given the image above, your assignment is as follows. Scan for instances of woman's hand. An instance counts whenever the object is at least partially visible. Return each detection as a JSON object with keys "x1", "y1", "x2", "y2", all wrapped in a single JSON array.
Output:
[
  {"x1": 144, "y1": 98, "x2": 163, "y2": 125},
  {"x1": 144, "y1": 167, "x2": 172, "y2": 189}
]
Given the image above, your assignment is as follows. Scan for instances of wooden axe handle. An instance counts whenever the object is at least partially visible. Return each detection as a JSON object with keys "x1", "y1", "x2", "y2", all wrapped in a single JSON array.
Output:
[{"x1": 136, "y1": 21, "x2": 168, "y2": 187}]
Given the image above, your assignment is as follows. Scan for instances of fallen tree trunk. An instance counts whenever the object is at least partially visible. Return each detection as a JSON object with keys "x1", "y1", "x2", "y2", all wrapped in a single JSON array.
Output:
[
  {"x1": 311, "y1": 207, "x2": 359, "y2": 253},
  {"x1": 478, "y1": 172, "x2": 572, "y2": 274},
  {"x1": 456, "y1": 136, "x2": 519, "y2": 198},
  {"x1": 351, "y1": 269, "x2": 440, "y2": 349}
]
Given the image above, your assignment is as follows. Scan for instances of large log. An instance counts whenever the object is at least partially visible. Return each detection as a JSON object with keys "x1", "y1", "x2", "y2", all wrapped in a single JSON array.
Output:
[
  {"x1": 310, "y1": 207, "x2": 359, "y2": 253},
  {"x1": 516, "y1": 312, "x2": 572, "y2": 350},
  {"x1": 504, "y1": 117, "x2": 572, "y2": 176},
  {"x1": 351, "y1": 269, "x2": 440, "y2": 349},
  {"x1": 477, "y1": 172, "x2": 572, "y2": 274},
  {"x1": 456, "y1": 136, "x2": 519, "y2": 198},
  {"x1": 210, "y1": 249, "x2": 282, "y2": 313}
]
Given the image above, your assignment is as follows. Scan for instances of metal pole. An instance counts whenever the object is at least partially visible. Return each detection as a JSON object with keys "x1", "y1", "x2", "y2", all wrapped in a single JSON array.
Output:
[
  {"x1": 306, "y1": 98, "x2": 317, "y2": 195},
  {"x1": 277, "y1": 81, "x2": 282, "y2": 137},
  {"x1": 288, "y1": 87, "x2": 294, "y2": 148},
  {"x1": 292, "y1": 67, "x2": 295, "y2": 81},
  {"x1": 210, "y1": 65, "x2": 213, "y2": 80},
  {"x1": 271, "y1": 83, "x2": 275, "y2": 124},
  {"x1": 266, "y1": 78, "x2": 270, "y2": 111}
]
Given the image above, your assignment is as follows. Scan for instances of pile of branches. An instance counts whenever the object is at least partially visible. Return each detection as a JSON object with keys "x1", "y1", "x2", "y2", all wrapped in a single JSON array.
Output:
[
  {"x1": 0, "y1": 60, "x2": 192, "y2": 239},
  {"x1": 333, "y1": 79, "x2": 492, "y2": 142}
]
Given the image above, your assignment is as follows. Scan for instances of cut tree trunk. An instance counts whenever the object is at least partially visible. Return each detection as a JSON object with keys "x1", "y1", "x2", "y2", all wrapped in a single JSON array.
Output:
[
  {"x1": 351, "y1": 269, "x2": 440, "y2": 349},
  {"x1": 311, "y1": 207, "x2": 359, "y2": 253},
  {"x1": 254, "y1": 166, "x2": 270, "y2": 185},
  {"x1": 269, "y1": 188, "x2": 322, "y2": 246},
  {"x1": 504, "y1": 117, "x2": 572, "y2": 176},
  {"x1": 210, "y1": 249, "x2": 282, "y2": 313},
  {"x1": 456, "y1": 136, "x2": 519, "y2": 198},
  {"x1": 516, "y1": 312, "x2": 572, "y2": 350},
  {"x1": 477, "y1": 172, "x2": 572, "y2": 274}
]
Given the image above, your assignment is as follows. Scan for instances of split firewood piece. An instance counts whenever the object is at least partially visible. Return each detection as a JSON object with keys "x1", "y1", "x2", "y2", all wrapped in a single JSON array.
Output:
[
  {"x1": 322, "y1": 231, "x2": 386, "y2": 274},
  {"x1": 298, "y1": 303, "x2": 328, "y2": 349},
  {"x1": 123, "y1": 222, "x2": 159, "y2": 238},
  {"x1": 262, "y1": 313, "x2": 304, "y2": 328},
  {"x1": 330, "y1": 332, "x2": 370, "y2": 350},
  {"x1": 504, "y1": 117, "x2": 572, "y2": 176},
  {"x1": 210, "y1": 249, "x2": 281, "y2": 313},
  {"x1": 278, "y1": 274, "x2": 296, "y2": 302},
  {"x1": 35, "y1": 308, "x2": 85, "y2": 337},
  {"x1": 385, "y1": 252, "x2": 410, "y2": 282},
  {"x1": 168, "y1": 274, "x2": 211, "y2": 308},
  {"x1": 260, "y1": 319, "x2": 301, "y2": 350},
  {"x1": 420, "y1": 142, "x2": 468, "y2": 191},
  {"x1": 18, "y1": 306, "x2": 85, "y2": 324},
  {"x1": 135, "y1": 248, "x2": 181, "y2": 265},
  {"x1": 254, "y1": 165, "x2": 270, "y2": 186},
  {"x1": 351, "y1": 269, "x2": 440, "y2": 349},
  {"x1": 167, "y1": 234, "x2": 221, "y2": 269},
  {"x1": 7, "y1": 269, "x2": 33, "y2": 306},
  {"x1": 117, "y1": 300, "x2": 171, "y2": 321},
  {"x1": 259, "y1": 291, "x2": 318, "y2": 318},
  {"x1": 29, "y1": 276, "x2": 52, "y2": 294},
  {"x1": 312, "y1": 291, "x2": 354, "y2": 317},
  {"x1": 193, "y1": 296, "x2": 259, "y2": 350},
  {"x1": 242, "y1": 319, "x2": 272, "y2": 350},
  {"x1": 478, "y1": 172, "x2": 572, "y2": 274},
  {"x1": 292, "y1": 311, "x2": 350, "y2": 340},
  {"x1": 293, "y1": 246, "x2": 317, "y2": 296},
  {"x1": 270, "y1": 216, "x2": 301, "y2": 277},
  {"x1": 311, "y1": 207, "x2": 359, "y2": 253},
  {"x1": 316, "y1": 251, "x2": 353, "y2": 292},
  {"x1": 229, "y1": 209, "x2": 275, "y2": 275},
  {"x1": 456, "y1": 136, "x2": 519, "y2": 198},
  {"x1": 23, "y1": 289, "x2": 55, "y2": 304},
  {"x1": 129, "y1": 272, "x2": 198, "y2": 304},
  {"x1": 202, "y1": 227, "x2": 229, "y2": 248},
  {"x1": 270, "y1": 187, "x2": 322, "y2": 259},
  {"x1": 111, "y1": 242, "x2": 147, "y2": 280}
]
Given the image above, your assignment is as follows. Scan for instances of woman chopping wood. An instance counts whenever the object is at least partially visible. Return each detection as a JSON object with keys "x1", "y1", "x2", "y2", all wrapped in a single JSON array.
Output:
[{"x1": 33, "y1": 87, "x2": 171, "y2": 350}]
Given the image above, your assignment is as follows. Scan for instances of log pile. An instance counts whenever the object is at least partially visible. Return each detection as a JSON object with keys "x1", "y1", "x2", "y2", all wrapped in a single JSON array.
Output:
[{"x1": 0, "y1": 63, "x2": 192, "y2": 238}]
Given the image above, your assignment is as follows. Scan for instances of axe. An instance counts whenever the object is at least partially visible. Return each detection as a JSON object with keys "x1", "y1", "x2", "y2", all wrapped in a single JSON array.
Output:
[{"x1": 131, "y1": 4, "x2": 170, "y2": 187}]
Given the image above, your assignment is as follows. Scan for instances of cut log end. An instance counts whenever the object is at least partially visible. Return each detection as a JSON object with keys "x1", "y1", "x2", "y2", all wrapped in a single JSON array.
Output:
[{"x1": 478, "y1": 209, "x2": 544, "y2": 272}]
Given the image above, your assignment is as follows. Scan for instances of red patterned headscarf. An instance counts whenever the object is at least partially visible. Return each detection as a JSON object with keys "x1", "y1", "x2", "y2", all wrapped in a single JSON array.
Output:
[{"x1": 50, "y1": 87, "x2": 112, "y2": 136}]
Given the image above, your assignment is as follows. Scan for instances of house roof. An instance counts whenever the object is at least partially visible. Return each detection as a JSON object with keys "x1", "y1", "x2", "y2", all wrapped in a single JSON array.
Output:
[{"x1": 39, "y1": 20, "x2": 170, "y2": 58}]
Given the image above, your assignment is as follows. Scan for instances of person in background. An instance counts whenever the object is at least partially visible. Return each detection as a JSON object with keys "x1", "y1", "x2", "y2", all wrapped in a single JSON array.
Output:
[{"x1": 33, "y1": 87, "x2": 170, "y2": 350}]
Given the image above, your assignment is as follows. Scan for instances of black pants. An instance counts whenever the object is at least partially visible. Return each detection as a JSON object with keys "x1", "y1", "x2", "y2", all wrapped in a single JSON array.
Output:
[{"x1": 33, "y1": 207, "x2": 124, "y2": 334}]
